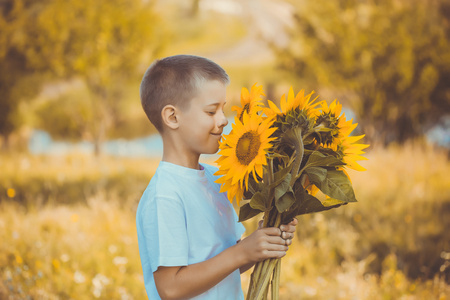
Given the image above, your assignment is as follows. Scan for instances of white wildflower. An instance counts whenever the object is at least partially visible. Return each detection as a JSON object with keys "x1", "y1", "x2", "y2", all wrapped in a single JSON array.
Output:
[
  {"x1": 113, "y1": 256, "x2": 128, "y2": 266},
  {"x1": 74, "y1": 271, "x2": 85, "y2": 284},
  {"x1": 108, "y1": 244, "x2": 118, "y2": 254}
]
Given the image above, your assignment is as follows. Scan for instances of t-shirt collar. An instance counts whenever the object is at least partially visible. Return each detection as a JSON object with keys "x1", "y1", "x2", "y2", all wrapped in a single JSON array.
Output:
[{"x1": 159, "y1": 161, "x2": 206, "y2": 179}]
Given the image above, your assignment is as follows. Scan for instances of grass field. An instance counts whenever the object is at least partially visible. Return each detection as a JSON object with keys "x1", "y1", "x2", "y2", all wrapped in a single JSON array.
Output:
[{"x1": 0, "y1": 142, "x2": 449, "y2": 299}]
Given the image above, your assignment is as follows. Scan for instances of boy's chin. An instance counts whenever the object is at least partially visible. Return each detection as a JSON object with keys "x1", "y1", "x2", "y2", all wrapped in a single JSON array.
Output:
[
  {"x1": 204, "y1": 149, "x2": 219, "y2": 155},
  {"x1": 204, "y1": 146, "x2": 220, "y2": 155}
]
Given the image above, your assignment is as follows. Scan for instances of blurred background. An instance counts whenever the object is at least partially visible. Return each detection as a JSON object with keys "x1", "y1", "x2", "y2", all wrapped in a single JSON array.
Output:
[{"x1": 1, "y1": 0, "x2": 449, "y2": 299}]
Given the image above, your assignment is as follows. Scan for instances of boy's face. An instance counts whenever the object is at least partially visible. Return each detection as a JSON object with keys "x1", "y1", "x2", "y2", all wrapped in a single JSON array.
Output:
[{"x1": 176, "y1": 79, "x2": 228, "y2": 156}]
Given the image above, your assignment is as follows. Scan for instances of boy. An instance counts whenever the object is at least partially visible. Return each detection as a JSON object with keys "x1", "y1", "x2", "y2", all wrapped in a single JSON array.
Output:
[{"x1": 136, "y1": 55, "x2": 297, "y2": 299}]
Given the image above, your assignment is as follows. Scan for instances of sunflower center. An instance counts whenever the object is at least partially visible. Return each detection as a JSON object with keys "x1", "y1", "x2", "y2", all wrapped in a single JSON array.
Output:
[
  {"x1": 235, "y1": 131, "x2": 261, "y2": 165},
  {"x1": 317, "y1": 113, "x2": 340, "y2": 145}
]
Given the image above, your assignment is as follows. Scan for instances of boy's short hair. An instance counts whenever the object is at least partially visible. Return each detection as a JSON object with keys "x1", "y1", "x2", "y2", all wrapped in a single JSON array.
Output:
[{"x1": 140, "y1": 55, "x2": 230, "y2": 132}]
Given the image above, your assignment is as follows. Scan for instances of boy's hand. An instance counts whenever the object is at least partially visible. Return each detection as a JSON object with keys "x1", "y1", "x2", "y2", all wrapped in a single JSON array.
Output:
[
  {"x1": 257, "y1": 218, "x2": 298, "y2": 246},
  {"x1": 238, "y1": 227, "x2": 287, "y2": 264},
  {"x1": 238, "y1": 218, "x2": 298, "y2": 265}
]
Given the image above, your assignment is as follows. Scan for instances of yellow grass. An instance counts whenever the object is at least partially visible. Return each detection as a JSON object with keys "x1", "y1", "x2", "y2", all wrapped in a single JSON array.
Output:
[{"x1": 1, "y1": 142, "x2": 449, "y2": 299}]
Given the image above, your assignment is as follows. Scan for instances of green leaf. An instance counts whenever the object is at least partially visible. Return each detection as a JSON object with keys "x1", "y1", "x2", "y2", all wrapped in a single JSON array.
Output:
[
  {"x1": 281, "y1": 127, "x2": 303, "y2": 147},
  {"x1": 239, "y1": 203, "x2": 262, "y2": 222},
  {"x1": 249, "y1": 192, "x2": 270, "y2": 212},
  {"x1": 304, "y1": 166, "x2": 327, "y2": 183},
  {"x1": 320, "y1": 197, "x2": 347, "y2": 207},
  {"x1": 245, "y1": 175, "x2": 261, "y2": 198},
  {"x1": 296, "y1": 194, "x2": 346, "y2": 215},
  {"x1": 304, "y1": 151, "x2": 345, "y2": 168},
  {"x1": 275, "y1": 190, "x2": 295, "y2": 213},
  {"x1": 274, "y1": 173, "x2": 292, "y2": 201},
  {"x1": 269, "y1": 165, "x2": 293, "y2": 189},
  {"x1": 314, "y1": 170, "x2": 357, "y2": 203},
  {"x1": 281, "y1": 186, "x2": 346, "y2": 223}
]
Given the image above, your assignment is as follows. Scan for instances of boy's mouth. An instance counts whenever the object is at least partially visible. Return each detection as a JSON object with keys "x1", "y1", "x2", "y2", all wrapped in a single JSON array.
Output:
[{"x1": 211, "y1": 132, "x2": 222, "y2": 138}]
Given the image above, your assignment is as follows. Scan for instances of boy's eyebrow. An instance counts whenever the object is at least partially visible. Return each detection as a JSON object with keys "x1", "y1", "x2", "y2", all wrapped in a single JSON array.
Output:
[{"x1": 204, "y1": 101, "x2": 227, "y2": 107}]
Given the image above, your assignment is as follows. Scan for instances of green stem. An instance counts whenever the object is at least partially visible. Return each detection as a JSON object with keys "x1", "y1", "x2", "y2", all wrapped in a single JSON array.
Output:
[
  {"x1": 253, "y1": 259, "x2": 277, "y2": 300},
  {"x1": 246, "y1": 265, "x2": 258, "y2": 300},
  {"x1": 289, "y1": 128, "x2": 304, "y2": 186},
  {"x1": 271, "y1": 259, "x2": 281, "y2": 300},
  {"x1": 252, "y1": 213, "x2": 282, "y2": 299},
  {"x1": 248, "y1": 158, "x2": 275, "y2": 298},
  {"x1": 250, "y1": 261, "x2": 263, "y2": 294},
  {"x1": 263, "y1": 279, "x2": 270, "y2": 300},
  {"x1": 248, "y1": 157, "x2": 283, "y2": 299}
]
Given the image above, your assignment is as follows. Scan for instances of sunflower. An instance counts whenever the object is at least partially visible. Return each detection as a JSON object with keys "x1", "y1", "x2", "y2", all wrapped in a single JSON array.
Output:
[
  {"x1": 315, "y1": 100, "x2": 343, "y2": 146},
  {"x1": 316, "y1": 100, "x2": 369, "y2": 171},
  {"x1": 264, "y1": 87, "x2": 321, "y2": 119},
  {"x1": 339, "y1": 132, "x2": 369, "y2": 171},
  {"x1": 232, "y1": 83, "x2": 265, "y2": 122},
  {"x1": 215, "y1": 112, "x2": 276, "y2": 205}
]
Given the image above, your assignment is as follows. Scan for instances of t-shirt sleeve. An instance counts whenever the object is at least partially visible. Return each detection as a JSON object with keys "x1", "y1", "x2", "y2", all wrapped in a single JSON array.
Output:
[{"x1": 140, "y1": 195, "x2": 189, "y2": 273}]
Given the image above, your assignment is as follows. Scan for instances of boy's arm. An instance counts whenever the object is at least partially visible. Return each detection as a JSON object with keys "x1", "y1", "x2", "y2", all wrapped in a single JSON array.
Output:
[
  {"x1": 239, "y1": 258, "x2": 255, "y2": 274},
  {"x1": 154, "y1": 227, "x2": 287, "y2": 300}
]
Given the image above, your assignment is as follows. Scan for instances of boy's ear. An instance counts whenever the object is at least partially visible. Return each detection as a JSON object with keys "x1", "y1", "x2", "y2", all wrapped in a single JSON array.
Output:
[{"x1": 161, "y1": 105, "x2": 179, "y2": 129}]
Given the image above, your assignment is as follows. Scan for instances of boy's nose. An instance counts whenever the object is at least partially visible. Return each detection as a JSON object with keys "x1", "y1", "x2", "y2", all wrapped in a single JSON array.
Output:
[{"x1": 218, "y1": 113, "x2": 228, "y2": 128}]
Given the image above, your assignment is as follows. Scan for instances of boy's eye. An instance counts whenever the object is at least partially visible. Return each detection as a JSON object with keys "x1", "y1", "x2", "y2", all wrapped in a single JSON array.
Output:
[{"x1": 207, "y1": 111, "x2": 216, "y2": 115}]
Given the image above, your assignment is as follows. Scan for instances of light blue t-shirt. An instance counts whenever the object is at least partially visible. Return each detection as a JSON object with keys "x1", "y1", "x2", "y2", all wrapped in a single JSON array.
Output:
[{"x1": 136, "y1": 161, "x2": 246, "y2": 299}]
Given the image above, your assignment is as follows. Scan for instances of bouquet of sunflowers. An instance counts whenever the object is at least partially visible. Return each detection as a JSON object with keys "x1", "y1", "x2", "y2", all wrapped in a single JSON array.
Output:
[{"x1": 215, "y1": 84, "x2": 368, "y2": 300}]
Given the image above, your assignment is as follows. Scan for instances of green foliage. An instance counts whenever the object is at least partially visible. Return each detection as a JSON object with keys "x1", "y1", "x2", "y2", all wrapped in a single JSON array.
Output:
[
  {"x1": 238, "y1": 203, "x2": 262, "y2": 223},
  {"x1": 34, "y1": 0, "x2": 162, "y2": 152},
  {"x1": 276, "y1": 0, "x2": 450, "y2": 144},
  {"x1": 34, "y1": 87, "x2": 94, "y2": 141},
  {"x1": 274, "y1": 173, "x2": 295, "y2": 213},
  {"x1": 307, "y1": 169, "x2": 357, "y2": 203},
  {"x1": 238, "y1": 103, "x2": 358, "y2": 226},
  {"x1": 0, "y1": 0, "x2": 51, "y2": 142},
  {"x1": 0, "y1": 0, "x2": 163, "y2": 150}
]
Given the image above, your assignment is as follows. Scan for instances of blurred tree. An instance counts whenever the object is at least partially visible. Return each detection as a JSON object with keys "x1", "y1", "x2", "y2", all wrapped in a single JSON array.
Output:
[
  {"x1": 0, "y1": 0, "x2": 51, "y2": 150},
  {"x1": 34, "y1": 86, "x2": 93, "y2": 142},
  {"x1": 34, "y1": 82, "x2": 157, "y2": 142},
  {"x1": 275, "y1": 0, "x2": 450, "y2": 144},
  {"x1": 0, "y1": 0, "x2": 163, "y2": 153},
  {"x1": 29, "y1": 0, "x2": 163, "y2": 155}
]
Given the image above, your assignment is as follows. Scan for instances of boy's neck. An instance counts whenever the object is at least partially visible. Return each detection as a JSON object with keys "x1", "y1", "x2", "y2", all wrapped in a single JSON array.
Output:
[
  {"x1": 161, "y1": 139, "x2": 201, "y2": 170},
  {"x1": 161, "y1": 154, "x2": 201, "y2": 170}
]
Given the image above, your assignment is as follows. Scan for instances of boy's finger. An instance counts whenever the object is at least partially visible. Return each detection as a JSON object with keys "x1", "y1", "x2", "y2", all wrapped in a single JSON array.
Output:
[
  {"x1": 261, "y1": 227, "x2": 282, "y2": 237},
  {"x1": 289, "y1": 218, "x2": 298, "y2": 226},
  {"x1": 281, "y1": 224, "x2": 296, "y2": 233},
  {"x1": 267, "y1": 251, "x2": 287, "y2": 259},
  {"x1": 281, "y1": 231, "x2": 294, "y2": 240},
  {"x1": 280, "y1": 218, "x2": 298, "y2": 231},
  {"x1": 265, "y1": 243, "x2": 289, "y2": 252},
  {"x1": 267, "y1": 235, "x2": 287, "y2": 245}
]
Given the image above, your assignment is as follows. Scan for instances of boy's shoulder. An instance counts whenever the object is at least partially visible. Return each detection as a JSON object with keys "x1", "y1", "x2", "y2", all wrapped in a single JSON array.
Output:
[
  {"x1": 145, "y1": 161, "x2": 219, "y2": 193},
  {"x1": 200, "y1": 162, "x2": 219, "y2": 174},
  {"x1": 138, "y1": 162, "x2": 222, "y2": 212}
]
